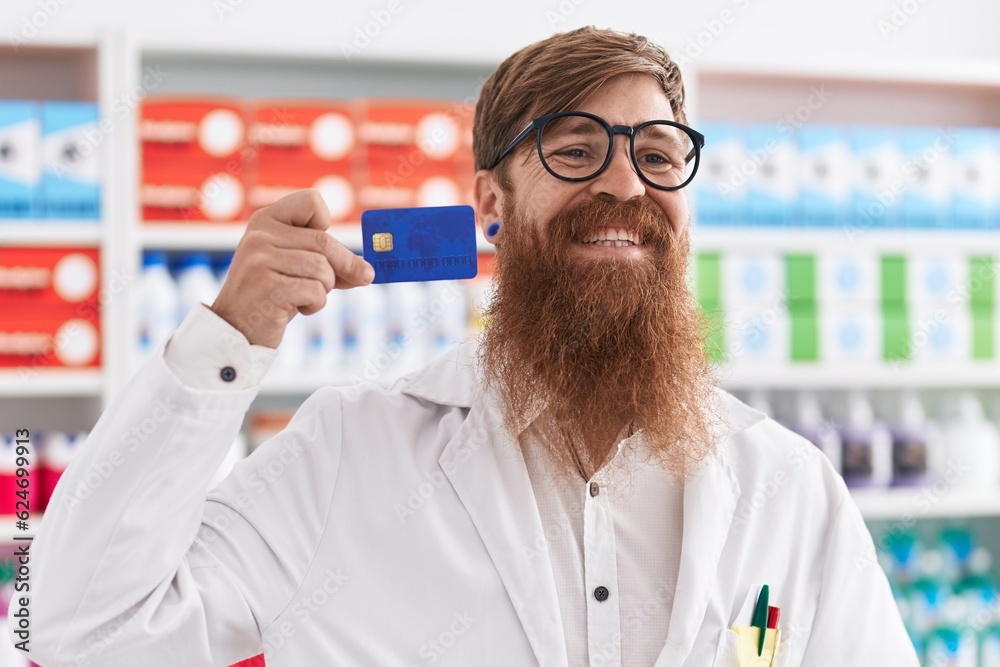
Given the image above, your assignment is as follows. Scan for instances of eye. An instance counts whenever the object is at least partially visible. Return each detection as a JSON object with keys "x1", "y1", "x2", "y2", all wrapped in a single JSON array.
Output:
[{"x1": 559, "y1": 147, "x2": 589, "y2": 158}]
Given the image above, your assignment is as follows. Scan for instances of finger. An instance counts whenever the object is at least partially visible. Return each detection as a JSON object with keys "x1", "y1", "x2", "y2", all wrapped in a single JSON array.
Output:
[
  {"x1": 330, "y1": 247, "x2": 375, "y2": 289},
  {"x1": 255, "y1": 221, "x2": 374, "y2": 288},
  {"x1": 261, "y1": 189, "x2": 332, "y2": 231},
  {"x1": 267, "y1": 248, "x2": 337, "y2": 293},
  {"x1": 275, "y1": 274, "x2": 328, "y2": 316},
  {"x1": 286, "y1": 228, "x2": 374, "y2": 288}
]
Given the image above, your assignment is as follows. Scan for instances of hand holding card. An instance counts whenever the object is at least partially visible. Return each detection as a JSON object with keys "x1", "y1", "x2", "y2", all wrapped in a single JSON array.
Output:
[
  {"x1": 362, "y1": 205, "x2": 479, "y2": 284},
  {"x1": 211, "y1": 189, "x2": 375, "y2": 349}
]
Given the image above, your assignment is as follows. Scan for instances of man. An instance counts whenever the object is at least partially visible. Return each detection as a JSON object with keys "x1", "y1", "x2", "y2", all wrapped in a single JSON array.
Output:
[{"x1": 16, "y1": 27, "x2": 917, "y2": 667}]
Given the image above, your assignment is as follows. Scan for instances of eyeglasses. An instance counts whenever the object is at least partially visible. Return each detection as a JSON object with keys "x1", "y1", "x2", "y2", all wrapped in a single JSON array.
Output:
[{"x1": 488, "y1": 111, "x2": 705, "y2": 191}]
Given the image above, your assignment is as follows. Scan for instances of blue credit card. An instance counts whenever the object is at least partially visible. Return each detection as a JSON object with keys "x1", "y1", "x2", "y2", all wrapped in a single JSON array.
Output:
[{"x1": 361, "y1": 205, "x2": 479, "y2": 283}]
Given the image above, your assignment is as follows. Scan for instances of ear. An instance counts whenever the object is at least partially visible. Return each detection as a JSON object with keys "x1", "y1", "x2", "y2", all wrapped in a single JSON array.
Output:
[{"x1": 473, "y1": 168, "x2": 506, "y2": 246}]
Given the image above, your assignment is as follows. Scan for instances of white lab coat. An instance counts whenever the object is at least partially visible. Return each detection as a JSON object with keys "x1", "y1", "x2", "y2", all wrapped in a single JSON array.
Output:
[{"x1": 15, "y1": 334, "x2": 918, "y2": 667}]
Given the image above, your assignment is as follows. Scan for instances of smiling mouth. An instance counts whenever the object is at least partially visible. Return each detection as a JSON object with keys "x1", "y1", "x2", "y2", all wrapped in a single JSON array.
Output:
[{"x1": 576, "y1": 227, "x2": 645, "y2": 247}]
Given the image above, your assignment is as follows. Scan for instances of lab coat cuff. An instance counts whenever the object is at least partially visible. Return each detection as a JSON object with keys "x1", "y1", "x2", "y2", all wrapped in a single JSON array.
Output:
[{"x1": 163, "y1": 303, "x2": 278, "y2": 391}]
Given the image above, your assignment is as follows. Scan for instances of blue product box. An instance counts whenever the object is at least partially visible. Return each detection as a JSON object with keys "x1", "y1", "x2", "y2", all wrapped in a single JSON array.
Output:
[
  {"x1": 41, "y1": 101, "x2": 101, "y2": 220},
  {"x1": 0, "y1": 101, "x2": 41, "y2": 219},
  {"x1": 899, "y1": 127, "x2": 952, "y2": 229},
  {"x1": 744, "y1": 124, "x2": 798, "y2": 227},
  {"x1": 851, "y1": 127, "x2": 903, "y2": 230},
  {"x1": 952, "y1": 127, "x2": 1000, "y2": 230},
  {"x1": 693, "y1": 123, "x2": 743, "y2": 227},
  {"x1": 799, "y1": 125, "x2": 851, "y2": 228}
]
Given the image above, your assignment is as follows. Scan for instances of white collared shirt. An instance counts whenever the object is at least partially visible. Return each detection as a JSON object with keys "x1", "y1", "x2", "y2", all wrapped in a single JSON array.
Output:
[{"x1": 521, "y1": 429, "x2": 684, "y2": 667}]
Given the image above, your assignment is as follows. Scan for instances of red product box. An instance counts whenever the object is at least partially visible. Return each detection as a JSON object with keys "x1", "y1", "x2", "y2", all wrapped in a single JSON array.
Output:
[
  {"x1": 455, "y1": 102, "x2": 476, "y2": 165},
  {"x1": 141, "y1": 158, "x2": 250, "y2": 222},
  {"x1": 357, "y1": 99, "x2": 472, "y2": 165},
  {"x1": 0, "y1": 306, "x2": 101, "y2": 369},
  {"x1": 0, "y1": 434, "x2": 38, "y2": 516},
  {"x1": 249, "y1": 160, "x2": 358, "y2": 223},
  {"x1": 39, "y1": 431, "x2": 86, "y2": 511},
  {"x1": 141, "y1": 97, "x2": 250, "y2": 162},
  {"x1": 357, "y1": 158, "x2": 473, "y2": 211},
  {"x1": 0, "y1": 248, "x2": 100, "y2": 309},
  {"x1": 250, "y1": 100, "x2": 360, "y2": 164},
  {"x1": 245, "y1": 100, "x2": 363, "y2": 221}
]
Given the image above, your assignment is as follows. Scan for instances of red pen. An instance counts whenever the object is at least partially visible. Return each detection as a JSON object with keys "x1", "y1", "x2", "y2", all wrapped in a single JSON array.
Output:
[{"x1": 767, "y1": 605, "x2": 780, "y2": 630}]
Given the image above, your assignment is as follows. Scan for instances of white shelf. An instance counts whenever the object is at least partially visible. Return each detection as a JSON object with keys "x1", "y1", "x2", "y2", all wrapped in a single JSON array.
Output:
[
  {"x1": 0, "y1": 514, "x2": 41, "y2": 543},
  {"x1": 139, "y1": 223, "x2": 364, "y2": 252},
  {"x1": 696, "y1": 55, "x2": 1000, "y2": 90},
  {"x1": 853, "y1": 488, "x2": 1000, "y2": 520},
  {"x1": 0, "y1": 370, "x2": 103, "y2": 397},
  {"x1": 139, "y1": 223, "x2": 247, "y2": 250},
  {"x1": 692, "y1": 227, "x2": 1000, "y2": 254},
  {"x1": 717, "y1": 363, "x2": 1000, "y2": 390},
  {"x1": 139, "y1": 222, "x2": 495, "y2": 253},
  {"x1": 0, "y1": 222, "x2": 103, "y2": 246}
]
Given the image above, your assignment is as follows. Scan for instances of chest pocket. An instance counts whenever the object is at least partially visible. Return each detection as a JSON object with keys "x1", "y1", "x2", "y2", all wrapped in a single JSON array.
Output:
[{"x1": 712, "y1": 627, "x2": 793, "y2": 667}]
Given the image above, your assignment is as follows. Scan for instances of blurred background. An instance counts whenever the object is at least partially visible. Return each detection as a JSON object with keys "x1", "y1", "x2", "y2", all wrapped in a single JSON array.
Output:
[{"x1": 1, "y1": 0, "x2": 999, "y2": 664}]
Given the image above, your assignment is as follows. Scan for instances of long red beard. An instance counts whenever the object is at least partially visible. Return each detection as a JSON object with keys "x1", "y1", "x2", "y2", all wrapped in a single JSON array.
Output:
[{"x1": 479, "y1": 193, "x2": 718, "y2": 482}]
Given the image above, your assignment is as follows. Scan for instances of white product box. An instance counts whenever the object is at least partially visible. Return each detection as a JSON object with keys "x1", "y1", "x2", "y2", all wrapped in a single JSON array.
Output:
[
  {"x1": 817, "y1": 252, "x2": 880, "y2": 303},
  {"x1": 724, "y1": 300, "x2": 790, "y2": 364},
  {"x1": 900, "y1": 127, "x2": 953, "y2": 229},
  {"x1": 0, "y1": 100, "x2": 41, "y2": 219},
  {"x1": 851, "y1": 127, "x2": 904, "y2": 229},
  {"x1": 909, "y1": 300, "x2": 971, "y2": 363},
  {"x1": 693, "y1": 122, "x2": 744, "y2": 226},
  {"x1": 907, "y1": 253, "x2": 968, "y2": 304},
  {"x1": 744, "y1": 124, "x2": 799, "y2": 227},
  {"x1": 799, "y1": 125, "x2": 852, "y2": 228},
  {"x1": 952, "y1": 127, "x2": 1000, "y2": 229},
  {"x1": 722, "y1": 252, "x2": 786, "y2": 305},
  {"x1": 41, "y1": 101, "x2": 101, "y2": 220},
  {"x1": 819, "y1": 301, "x2": 881, "y2": 363}
]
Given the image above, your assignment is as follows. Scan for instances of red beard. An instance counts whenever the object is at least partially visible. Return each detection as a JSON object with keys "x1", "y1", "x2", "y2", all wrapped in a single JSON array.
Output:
[{"x1": 479, "y1": 193, "x2": 718, "y2": 482}]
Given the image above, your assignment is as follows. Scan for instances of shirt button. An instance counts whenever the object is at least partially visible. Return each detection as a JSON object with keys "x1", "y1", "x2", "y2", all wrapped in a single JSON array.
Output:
[
  {"x1": 589, "y1": 482, "x2": 600, "y2": 497},
  {"x1": 594, "y1": 586, "x2": 609, "y2": 602},
  {"x1": 220, "y1": 366, "x2": 237, "y2": 382}
]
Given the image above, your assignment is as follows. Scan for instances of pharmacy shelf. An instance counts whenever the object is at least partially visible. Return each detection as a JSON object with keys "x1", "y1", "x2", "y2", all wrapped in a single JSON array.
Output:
[
  {"x1": 717, "y1": 364, "x2": 1000, "y2": 390},
  {"x1": 139, "y1": 223, "x2": 248, "y2": 250},
  {"x1": 139, "y1": 222, "x2": 363, "y2": 251},
  {"x1": 139, "y1": 222, "x2": 495, "y2": 253},
  {"x1": 853, "y1": 488, "x2": 1000, "y2": 521},
  {"x1": 0, "y1": 222, "x2": 103, "y2": 246},
  {"x1": 0, "y1": 514, "x2": 42, "y2": 543},
  {"x1": 696, "y1": 55, "x2": 1000, "y2": 91},
  {"x1": 692, "y1": 227, "x2": 1000, "y2": 254},
  {"x1": 0, "y1": 370, "x2": 104, "y2": 397}
]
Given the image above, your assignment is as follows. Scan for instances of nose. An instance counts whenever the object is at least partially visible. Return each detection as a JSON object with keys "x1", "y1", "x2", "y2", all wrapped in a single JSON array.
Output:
[{"x1": 588, "y1": 132, "x2": 646, "y2": 201}]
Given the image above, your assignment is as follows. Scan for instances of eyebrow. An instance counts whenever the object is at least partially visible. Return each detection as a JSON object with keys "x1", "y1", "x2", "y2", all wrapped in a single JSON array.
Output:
[
  {"x1": 636, "y1": 124, "x2": 683, "y2": 144},
  {"x1": 549, "y1": 118, "x2": 605, "y2": 137}
]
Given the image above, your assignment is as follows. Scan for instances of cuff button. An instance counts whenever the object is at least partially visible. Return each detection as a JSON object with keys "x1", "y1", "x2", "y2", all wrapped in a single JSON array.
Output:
[{"x1": 220, "y1": 366, "x2": 237, "y2": 382}]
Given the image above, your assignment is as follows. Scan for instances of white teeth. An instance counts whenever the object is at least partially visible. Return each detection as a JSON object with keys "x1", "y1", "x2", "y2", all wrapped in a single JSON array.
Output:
[
  {"x1": 578, "y1": 227, "x2": 644, "y2": 245},
  {"x1": 589, "y1": 239, "x2": 632, "y2": 247}
]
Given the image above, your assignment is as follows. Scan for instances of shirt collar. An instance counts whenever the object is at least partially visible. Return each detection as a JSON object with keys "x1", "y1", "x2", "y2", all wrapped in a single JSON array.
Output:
[{"x1": 398, "y1": 338, "x2": 768, "y2": 439}]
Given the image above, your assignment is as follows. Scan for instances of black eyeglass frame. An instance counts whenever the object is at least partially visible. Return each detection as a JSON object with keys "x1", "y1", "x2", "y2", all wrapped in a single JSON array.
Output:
[{"x1": 487, "y1": 110, "x2": 706, "y2": 191}]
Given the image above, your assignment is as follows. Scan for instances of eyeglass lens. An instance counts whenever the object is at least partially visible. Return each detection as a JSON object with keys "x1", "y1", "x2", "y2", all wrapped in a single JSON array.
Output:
[{"x1": 539, "y1": 114, "x2": 697, "y2": 189}]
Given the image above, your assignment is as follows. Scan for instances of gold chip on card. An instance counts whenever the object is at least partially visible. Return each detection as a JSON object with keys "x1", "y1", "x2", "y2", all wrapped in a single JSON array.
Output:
[{"x1": 372, "y1": 232, "x2": 394, "y2": 252}]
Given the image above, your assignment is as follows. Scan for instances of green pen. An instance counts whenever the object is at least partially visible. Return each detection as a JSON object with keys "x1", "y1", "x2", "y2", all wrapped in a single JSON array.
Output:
[{"x1": 752, "y1": 584, "x2": 770, "y2": 657}]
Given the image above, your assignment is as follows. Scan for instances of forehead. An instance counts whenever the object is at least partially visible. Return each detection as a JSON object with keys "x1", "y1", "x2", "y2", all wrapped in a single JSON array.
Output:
[{"x1": 573, "y1": 73, "x2": 676, "y2": 125}]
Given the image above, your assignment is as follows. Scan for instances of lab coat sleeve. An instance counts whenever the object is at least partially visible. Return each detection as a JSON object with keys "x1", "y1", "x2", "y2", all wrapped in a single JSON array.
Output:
[
  {"x1": 163, "y1": 302, "x2": 278, "y2": 390},
  {"x1": 798, "y1": 489, "x2": 920, "y2": 666},
  {"x1": 13, "y1": 305, "x2": 342, "y2": 667}
]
